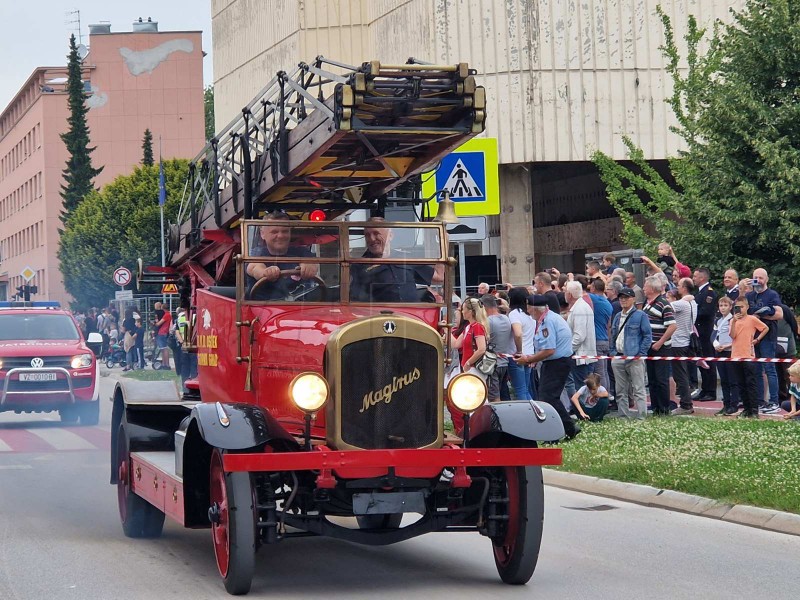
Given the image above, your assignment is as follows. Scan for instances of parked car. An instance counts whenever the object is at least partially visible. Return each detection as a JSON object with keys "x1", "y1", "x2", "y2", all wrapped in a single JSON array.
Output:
[{"x1": 0, "y1": 301, "x2": 101, "y2": 425}]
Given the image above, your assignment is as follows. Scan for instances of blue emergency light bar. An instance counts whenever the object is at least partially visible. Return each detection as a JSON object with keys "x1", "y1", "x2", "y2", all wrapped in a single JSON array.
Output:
[{"x1": 0, "y1": 301, "x2": 61, "y2": 309}]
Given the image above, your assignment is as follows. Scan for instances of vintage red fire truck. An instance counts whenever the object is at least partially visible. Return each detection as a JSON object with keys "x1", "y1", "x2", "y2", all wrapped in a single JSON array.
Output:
[{"x1": 110, "y1": 59, "x2": 564, "y2": 595}]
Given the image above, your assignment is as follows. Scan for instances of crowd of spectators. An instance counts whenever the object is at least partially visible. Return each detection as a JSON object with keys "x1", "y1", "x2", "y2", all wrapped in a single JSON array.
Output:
[{"x1": 450, "y1": 247, "x2": 800, "y2": 438}]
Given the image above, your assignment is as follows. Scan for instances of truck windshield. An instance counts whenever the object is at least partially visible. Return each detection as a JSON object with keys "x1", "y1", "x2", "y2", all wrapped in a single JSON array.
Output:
[
  {"x1": 0, "y1": 314, "x2": 80, "y2": 341},
  {"x1": 241, "y1": 220, "x2": 445, "y2": 304}
]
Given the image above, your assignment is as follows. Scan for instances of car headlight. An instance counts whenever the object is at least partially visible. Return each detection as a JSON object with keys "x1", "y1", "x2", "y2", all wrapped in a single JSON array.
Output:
[
  {"x1": 71, "y1": 353, "x2": 94, "y2": 369},
  {"x1": 447, "y1": 373, "x2": 486, "y2": 413},
  {"x1": 0, "y1": 358, "x2": 3, "y2": 370},
  {"x1": 289, "y1": 372, "x2": 329, "y2": 413}
]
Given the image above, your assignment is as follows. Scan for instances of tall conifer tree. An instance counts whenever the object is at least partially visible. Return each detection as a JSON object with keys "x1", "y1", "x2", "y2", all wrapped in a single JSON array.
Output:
[
  {"x1": 142, "y1": 129, "x2": 154, "y2": 166},
  {"x1": 60, "y1": 34, "x2": 102, "y2": 225}
]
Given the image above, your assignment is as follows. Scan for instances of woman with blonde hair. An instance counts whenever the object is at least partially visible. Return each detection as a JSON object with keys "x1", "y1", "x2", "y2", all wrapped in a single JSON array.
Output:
[
  {"x1": 449, "y1": 296, "x2": 490, "y2": 373},
  {"x1": 447, "y1": 296, "x2": 490, "y2": 433}
]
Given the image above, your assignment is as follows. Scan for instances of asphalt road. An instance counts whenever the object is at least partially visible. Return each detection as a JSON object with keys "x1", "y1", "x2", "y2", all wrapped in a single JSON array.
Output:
[{"x1": 1, "y1": 374, "x2": 798, "y2": 600}]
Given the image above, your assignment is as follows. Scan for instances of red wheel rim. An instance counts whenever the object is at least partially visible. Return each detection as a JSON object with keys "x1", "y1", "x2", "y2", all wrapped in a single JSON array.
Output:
[
  {"x1": 210, "y1": 450, "x2": 230, "y2": 578},
  {"x1": 493, "y1": 467, "x2": 520, "y2": 567},
  {"x1": 117, "y1": 459, "x2": 129, "y2": 523}
]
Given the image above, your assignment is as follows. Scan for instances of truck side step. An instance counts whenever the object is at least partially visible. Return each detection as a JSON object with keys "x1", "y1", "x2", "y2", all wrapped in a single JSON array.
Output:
[{"x1": 130, "y1": 451, "x2": 185, "y2": 525}]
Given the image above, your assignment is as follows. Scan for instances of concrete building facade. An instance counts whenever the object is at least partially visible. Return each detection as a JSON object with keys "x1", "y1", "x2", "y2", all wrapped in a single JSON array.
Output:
[
  {"x1": 211, "y1": 0, "x2": 741, "y2": 284},
  {"x1": 0, "y1": 20, "x2": 205, "y2": 305}
]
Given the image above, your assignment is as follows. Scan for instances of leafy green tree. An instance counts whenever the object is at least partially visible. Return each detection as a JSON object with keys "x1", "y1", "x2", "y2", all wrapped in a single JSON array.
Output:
[
  {"x1": 142, "y1": 129, "x2": 154, "y2": 166},
  {"x1": 58, "y1": 160, "x2": 189, "y2": 309},
  {"x1": 204, "y1": 85, "x2": 215, "y2": 141},
  {"x1": 60, "y1": 34, "x2": 102, "y2": 225},
  {"x1": 592, "y1": 1, "x2": 800, "y2": 303}
]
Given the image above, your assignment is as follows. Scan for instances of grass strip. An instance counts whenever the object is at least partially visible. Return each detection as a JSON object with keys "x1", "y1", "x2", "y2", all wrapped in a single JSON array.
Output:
[
  {"x1": 121, "y1": 369, "x2": 180, "y2": 382},
  {"x1": 554, "y1": 416, "x2": 800, "y2": 514}
]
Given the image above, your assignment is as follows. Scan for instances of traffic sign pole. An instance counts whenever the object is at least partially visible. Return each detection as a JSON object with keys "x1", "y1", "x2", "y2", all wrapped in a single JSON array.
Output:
[{"x1": 458, "y1": 243, "x2": 467, "y2": 301}]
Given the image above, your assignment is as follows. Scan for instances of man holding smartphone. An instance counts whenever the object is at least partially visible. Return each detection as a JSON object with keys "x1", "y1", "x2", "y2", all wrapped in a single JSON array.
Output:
[{"x1": 746, "y1": 268, "x2": 783, "y2": 414}]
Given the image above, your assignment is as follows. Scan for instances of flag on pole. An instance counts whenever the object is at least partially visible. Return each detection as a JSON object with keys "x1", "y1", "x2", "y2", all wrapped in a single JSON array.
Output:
[{"x1": 158, "y1": 160, "x2": 166, "y2": 206}]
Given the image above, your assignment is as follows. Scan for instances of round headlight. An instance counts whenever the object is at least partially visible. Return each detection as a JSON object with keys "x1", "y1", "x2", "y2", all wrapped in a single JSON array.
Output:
[
  {"x1": 447, "y1": 373, "x2": 486, "y2": 413},
  {"x1": 71, "y1": 353, "x2": 93, "y2": 369},
  {"x1": 289, "y1": 372, "x2": 329, "y2": 413}
]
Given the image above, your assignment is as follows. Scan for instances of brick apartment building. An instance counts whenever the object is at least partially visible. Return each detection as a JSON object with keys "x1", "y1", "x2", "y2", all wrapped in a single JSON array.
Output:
[{"x1": 0, "y1": 19, "x2": 205, "y2": 305}]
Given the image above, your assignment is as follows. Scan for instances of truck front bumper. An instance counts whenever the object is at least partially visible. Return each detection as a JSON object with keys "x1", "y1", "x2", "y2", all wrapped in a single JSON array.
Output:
[{"x1": 223, "y1": 447, "x2": 562, "y2": 473}]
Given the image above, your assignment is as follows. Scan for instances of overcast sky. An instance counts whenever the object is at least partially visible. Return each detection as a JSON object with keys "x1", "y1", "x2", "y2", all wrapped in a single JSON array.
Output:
[{"x1": 0, "y1": 1, "x2": 212, "y2": 111}]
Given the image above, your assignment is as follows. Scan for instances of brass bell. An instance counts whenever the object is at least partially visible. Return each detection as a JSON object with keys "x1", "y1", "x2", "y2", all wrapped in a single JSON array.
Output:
[{"x1": 433, "y1": 190, "x2": 459, "y2": 224}]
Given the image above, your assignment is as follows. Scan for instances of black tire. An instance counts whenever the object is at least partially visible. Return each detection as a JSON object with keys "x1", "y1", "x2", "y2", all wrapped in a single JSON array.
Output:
[
  {"x1": 116, "y1": 423, "x2": 165, "y2": 538},
  {"x1": 78, "y1": 400, "x2": 100, "y2": 426},
  {"x1": 356, "y1": 513, "x2": 403, "y2": 529},
  {"x1": 59, "y1": 405, "x2": 79, "y2": 424},
  {"x1": 492, "y1": 466, "x2": 544, "y2": 585},
  {"x1": 106, "y1": 358, "x2": 116, "y2": 369},
  {"x1": 210, "y1": 449, "x2": 256, "y2": 595},
  {"x1": 151, "y1": 359, "x2": 163, "y2": 370}
]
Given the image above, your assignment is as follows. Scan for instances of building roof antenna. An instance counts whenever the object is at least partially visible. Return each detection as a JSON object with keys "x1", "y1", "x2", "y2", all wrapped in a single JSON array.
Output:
[{"x1": 65, "y1": 9, "x2": 83, "y2": 45}]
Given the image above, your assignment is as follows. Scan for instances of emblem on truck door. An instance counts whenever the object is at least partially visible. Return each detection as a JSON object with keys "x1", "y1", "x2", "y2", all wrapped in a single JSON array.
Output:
[
  {"x1": 30, "y1": 357, "x2": 44, "y2": 368},
  {"x1": 383, "y1": 321, "x2": 396, "y2": 334}
]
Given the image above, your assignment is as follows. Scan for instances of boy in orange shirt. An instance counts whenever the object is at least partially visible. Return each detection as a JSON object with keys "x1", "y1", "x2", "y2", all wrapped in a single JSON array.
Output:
[{"x1": 729, "y1": 297, "x2": 768, "y2": 418}]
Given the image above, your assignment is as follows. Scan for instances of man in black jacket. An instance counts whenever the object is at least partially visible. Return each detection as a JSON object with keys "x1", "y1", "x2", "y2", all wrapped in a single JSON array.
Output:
[{"x1": 693, "y1": 268, "x2": 718, "y2": 401}]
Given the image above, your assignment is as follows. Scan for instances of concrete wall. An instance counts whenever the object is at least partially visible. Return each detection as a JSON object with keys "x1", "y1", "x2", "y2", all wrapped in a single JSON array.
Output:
[
  {"x1": 212, "y1": 0, "x2": 742, "y2": 163},
  {"x1": 87, "y1": 29, "x2": 206, "y2": 178}
]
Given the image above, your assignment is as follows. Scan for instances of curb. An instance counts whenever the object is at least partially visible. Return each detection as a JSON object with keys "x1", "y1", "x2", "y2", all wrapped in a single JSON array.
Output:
[{"x1": 543, "y1": 468, "x2": 800, "y2": 537}]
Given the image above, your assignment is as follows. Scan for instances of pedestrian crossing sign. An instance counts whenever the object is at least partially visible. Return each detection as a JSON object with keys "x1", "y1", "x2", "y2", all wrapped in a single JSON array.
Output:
[{"x1": 423, "y1": 137, "x2": 499, "y2": 217}]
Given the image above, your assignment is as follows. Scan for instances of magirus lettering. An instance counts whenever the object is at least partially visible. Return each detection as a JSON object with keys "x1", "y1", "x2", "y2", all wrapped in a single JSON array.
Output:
[{"x1": 360, "y1": 368, "x2": 421, "y2": 413}]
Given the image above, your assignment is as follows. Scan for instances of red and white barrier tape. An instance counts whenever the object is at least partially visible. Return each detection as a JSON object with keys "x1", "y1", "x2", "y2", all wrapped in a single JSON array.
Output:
[{"x1": 497, "y1": 353, "x2": 796, "y2": 363}]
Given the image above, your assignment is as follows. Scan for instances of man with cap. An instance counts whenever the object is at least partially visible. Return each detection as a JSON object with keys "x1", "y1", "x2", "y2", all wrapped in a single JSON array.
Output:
[
  {"x1": 610, "y1": 288, "x2": 653, "y2": 418},
  {"x1": 514, "y1": 294, "x2": 579, "y2": 439}
]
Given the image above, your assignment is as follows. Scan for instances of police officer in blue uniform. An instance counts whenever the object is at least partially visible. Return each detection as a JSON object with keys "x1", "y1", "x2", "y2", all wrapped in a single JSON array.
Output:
[{"x1": 514, "y1": 294, "x2": 579, "y2": 439}]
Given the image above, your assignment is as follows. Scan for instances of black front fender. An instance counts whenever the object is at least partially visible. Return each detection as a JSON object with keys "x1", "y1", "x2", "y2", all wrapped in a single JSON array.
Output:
[
  {"x1": 468, "y1": 400, "x2": 565, "y2": 446},
  {"x1": 189, "y1": 402, "x2": 300, "y2": 451}
]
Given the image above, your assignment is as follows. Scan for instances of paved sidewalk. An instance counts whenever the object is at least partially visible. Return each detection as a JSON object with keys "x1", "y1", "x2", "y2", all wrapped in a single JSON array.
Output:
[{"x1": 544, "y1": 469, "x2": 800, "y2": 537}]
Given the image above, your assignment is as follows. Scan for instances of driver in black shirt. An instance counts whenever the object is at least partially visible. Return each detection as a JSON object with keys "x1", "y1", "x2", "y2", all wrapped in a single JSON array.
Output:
[
  {"x1": 350, "y1": 218, "x2": 444, "y2": 302},
  {"x1": 245, "y1": 211, "x2": 318, "y2": 300}
]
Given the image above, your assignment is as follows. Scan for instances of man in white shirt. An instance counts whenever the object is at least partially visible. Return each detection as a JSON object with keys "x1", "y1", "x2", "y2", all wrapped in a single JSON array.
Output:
[
  {"x1": 670, "y1": 278, "x2": 699, "y2": 415},
  {"x1": 564, "y1": 281, "x2": 597, "y2": 399}
]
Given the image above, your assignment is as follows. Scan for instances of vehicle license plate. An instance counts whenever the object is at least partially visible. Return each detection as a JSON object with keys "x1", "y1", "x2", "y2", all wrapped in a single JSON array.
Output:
[{"x1": 19, "y1": 373, "x2": 57, "y2": 382}]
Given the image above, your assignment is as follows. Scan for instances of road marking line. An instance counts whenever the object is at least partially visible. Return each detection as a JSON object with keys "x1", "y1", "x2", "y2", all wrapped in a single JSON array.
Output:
[
  {"x1": 0, "y1": 429, "x2": 53, "y2": 453},
  {"x1": 0, "y1": 464, "x2": 33, "y2": 470},
  {"x1": 26, "y1": 428, "x2": 96, "y2": 451},
  {"x1": 66, "y1": 426, "x2": 111, "y2": 450},
  {"x1": 0, "y1": 438, "x2": 13, "y2": 452}
]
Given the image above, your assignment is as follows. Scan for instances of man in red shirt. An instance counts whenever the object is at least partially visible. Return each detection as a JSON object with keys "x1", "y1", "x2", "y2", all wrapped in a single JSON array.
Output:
[{"x1": 153, "y1": 301, "x2": 173, "y2": 370}]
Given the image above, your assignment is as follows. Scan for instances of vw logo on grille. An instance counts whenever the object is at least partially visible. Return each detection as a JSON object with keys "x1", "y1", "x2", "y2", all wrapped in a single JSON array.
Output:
[
  {"x1": 30, "y1": 357, "x2": 45, "y2": 368},
  {"x1": 383, "y1": 320, "x2": 397, "y2": 334}
]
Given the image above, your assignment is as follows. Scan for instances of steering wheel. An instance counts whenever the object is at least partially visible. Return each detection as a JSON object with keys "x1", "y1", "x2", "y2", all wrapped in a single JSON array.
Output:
[{"x1": 248, "y1": 268, "x2": 327, "y2": 301}]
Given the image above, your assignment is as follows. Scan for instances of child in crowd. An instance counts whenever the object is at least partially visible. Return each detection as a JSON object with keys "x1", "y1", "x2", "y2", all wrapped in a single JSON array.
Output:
[
  {"x1": 729, "y1": 297, "x2": 768, "y2": 418},
  {"x1": 570, "y1": 373, "x2": 610, "y2": 422},
  {"x1": 713, "y1": 296, "x2": 737, "y2": 415},
  {"x1": 782, "y1": 362, "x2": 800, "y2": 421}
]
